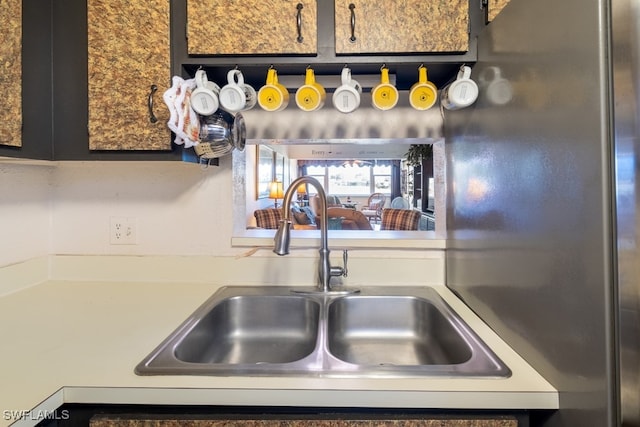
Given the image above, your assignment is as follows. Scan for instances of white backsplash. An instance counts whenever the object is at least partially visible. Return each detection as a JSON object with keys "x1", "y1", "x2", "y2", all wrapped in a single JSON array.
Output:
[
  {"x1": 1, "y1": 157, "x2": 236, "y2": 266},
  {"x1": 1, "y1": 156, "x2": 444, "y2": 285},
  {"x1": 0, "y1": 161, "x2": 53, "y2": 266},
  {"x1": 49, "y1": 158, "x2": 237, "y2": 257}
]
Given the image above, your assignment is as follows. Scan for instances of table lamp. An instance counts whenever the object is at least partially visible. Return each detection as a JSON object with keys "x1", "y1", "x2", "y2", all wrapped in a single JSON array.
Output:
[
  {"x1": 296, "y1": 183, "x2": 307, "y2": 204},
  {"x1": 269, "y1": 181, "x2": 284, "y2": 208}
]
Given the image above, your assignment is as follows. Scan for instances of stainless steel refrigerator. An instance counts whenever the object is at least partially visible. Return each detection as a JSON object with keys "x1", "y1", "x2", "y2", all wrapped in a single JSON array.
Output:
[{"x1": 445, "y1": 0, "x2": 638, "y2": 425}]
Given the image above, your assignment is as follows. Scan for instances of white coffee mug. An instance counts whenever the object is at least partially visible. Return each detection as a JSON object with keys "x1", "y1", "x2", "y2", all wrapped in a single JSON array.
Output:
[
  {"x1": 190, "y1": 69, "x2": 220, "y2": 116},
  {"x1": 441, "y1": 65, "x2": 479, "y2": 110},
  {"x1": 332, "y1": 67, "x2": 362, "y2": 113},
  {"x1": 219, "y1": 69, "x2": 257, "y2": 113}
]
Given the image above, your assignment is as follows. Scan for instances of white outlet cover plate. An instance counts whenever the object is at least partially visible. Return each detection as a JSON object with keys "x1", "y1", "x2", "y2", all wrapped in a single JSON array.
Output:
[{"x1": 110, "y1": 216, "x2": 138, "y2": 245}]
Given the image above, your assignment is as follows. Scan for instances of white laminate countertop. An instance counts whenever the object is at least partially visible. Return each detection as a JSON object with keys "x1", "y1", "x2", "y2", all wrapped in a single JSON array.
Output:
[{"x1": 0, "y1": 258, "x2": 557, "y2": 427}]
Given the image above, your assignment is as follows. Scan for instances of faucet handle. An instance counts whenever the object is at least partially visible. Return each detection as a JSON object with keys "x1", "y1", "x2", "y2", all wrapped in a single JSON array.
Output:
[
  {"x1": 330, "y1": 249, "x2": 349, "y2": 279},
  {"x1": 342, "y1": 249, "x2": 348, "y2": 277}
]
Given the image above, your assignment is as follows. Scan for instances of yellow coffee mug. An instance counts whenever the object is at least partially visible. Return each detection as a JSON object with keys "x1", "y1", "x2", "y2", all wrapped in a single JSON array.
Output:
[
  {"x1": 409, "y1": 66, "x2": 438, "y2": 110},
  {"x1": 371, "y1": 66, "x2": 399, "y2": 111},
  {"x1": 295, "y1": 67, "x2": 326, "y2": 111},
  {"x1": 258, "y1": 68, "x2": 289, "y2": 112}
]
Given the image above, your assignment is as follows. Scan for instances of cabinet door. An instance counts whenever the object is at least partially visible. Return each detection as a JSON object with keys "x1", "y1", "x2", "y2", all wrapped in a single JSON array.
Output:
[
  {"x1": 90, "y1": 416, "x2": 519, "y2": 426},
  {"x1": 0, "y1": 0, "x2": 22, "y2": 147},
  {"x1": 487, "y1": 0, "x2": 510, "y2": 22},
  {"x1": 187, "y1": 0, "x2": 317, "y2": 55},
  {"x1": 335, "y1": 0, "x2": 468, "y2": 54},
  {"x1": 87, "y1": 0, "x2": 171, "y2": 150}
]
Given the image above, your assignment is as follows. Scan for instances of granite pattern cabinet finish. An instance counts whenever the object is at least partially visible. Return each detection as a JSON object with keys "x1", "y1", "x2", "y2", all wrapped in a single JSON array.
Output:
[
  {"x1": 0, "y1": 0, "x2": 22, "y2": 147},
  {"x1": 87, "y1": 0, "x2": 171, "y2": 150},
  {"x1": 334, "y1": 0, "x2": 469, "y2": 54},
  {"x1": 488, "y1": 0, "x2": 511, "y2": 22},
  {"x1": 187, "y1": 0, "x2": 318, "y2": 55},
  {"x1": 91, "y1": 416, "x2": 519, "y2": 426}
]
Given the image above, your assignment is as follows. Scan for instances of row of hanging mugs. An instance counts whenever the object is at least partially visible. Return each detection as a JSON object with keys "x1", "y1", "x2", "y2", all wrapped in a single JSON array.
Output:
[{"x1": 190, "y1": 65, "x2": 479, "y2": 116}]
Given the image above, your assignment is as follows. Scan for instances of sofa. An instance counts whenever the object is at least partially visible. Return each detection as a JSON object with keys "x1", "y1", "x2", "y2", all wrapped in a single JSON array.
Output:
[
  {"x1": 324, "y1": 207, "x2": 373, "y2": 230},
  {"x1": 309, "y1": 194, "x2": 343, "y2": 217}
]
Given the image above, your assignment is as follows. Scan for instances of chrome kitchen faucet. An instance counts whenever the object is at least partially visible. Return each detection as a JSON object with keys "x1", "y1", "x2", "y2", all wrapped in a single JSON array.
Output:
[{"x1": 273, "y1": 176, "x2": 356, "y2": 294}]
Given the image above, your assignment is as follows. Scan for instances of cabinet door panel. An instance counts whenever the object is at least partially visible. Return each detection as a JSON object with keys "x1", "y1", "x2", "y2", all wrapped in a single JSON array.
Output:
[
  {"x1": 0, "y1": 0, "x2": 22, "y2": 147},
  {"x1": 187, "y1": 0, "x2": 317, "y2": 55},
  {"x1": 91, "y1": 416, "x2": 518, "y2": 426},
  {"x1": 488, "y1": 0, "x2": 511, "y2": 22},
  {"x1": 88, "y1": 0, "x2": 171, "y2": 150},
  {"x1": 335, "y1": 0, "x2": 468, "y2": 54}
]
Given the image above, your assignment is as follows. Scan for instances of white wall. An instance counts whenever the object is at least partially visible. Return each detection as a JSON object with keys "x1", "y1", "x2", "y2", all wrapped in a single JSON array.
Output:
[
  {"x1": 50, "y1": 158, "x2": 240, "y2": 257},
  {"x1": 0, "y1": 162, "x2": 53, "y2": 266},
  {"x1": 0, "y1": 156, "x2": 244, "y2": 268}
]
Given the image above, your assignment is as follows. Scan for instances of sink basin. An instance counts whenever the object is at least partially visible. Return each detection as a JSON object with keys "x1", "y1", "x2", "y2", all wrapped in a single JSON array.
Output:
[
  {"x1": 136, "y1": 286, "x2": 510, "y2": 378},
  {"x1": 174, "y1": 295, "x2": 319, "y2": 364},
  {"x1": 327, "y1": 296, "x2": 472, "y2": 366}
]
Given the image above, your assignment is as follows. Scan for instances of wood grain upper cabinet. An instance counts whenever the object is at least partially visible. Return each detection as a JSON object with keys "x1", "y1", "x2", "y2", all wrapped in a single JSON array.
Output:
[
  {"x1": 487, "y1": 0, "x2": 511, "y2": 22},
  {"x1": 87, "y1": 0, "x2": 171, "y2": 150},
  {"x1": 0, "y1": 0, "x2": 22, "y2": 147},
  {"x1": 334, "y1": 0, "x2": 469, "y2": 54},
  {"x1": 187, "y1": 0, "x2": 317, "y2": 55}
]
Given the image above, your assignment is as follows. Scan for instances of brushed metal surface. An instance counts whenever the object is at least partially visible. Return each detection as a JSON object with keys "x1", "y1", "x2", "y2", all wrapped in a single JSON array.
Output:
[
  {"x1": 174, "y1": 295, "x2": 320, "y2": 364},
  {"x1": 612, "y1": 0, "x2": 640, "y2": 424},
  {"x1": 135, "y1": 286, "x2": 510, "y2": 378},
  {"x1": 327, "y1": 296, "x2": 473, "y2": 366},
  {"x1": 445, "y1": 0, "x2": 616, "y2": 425}
]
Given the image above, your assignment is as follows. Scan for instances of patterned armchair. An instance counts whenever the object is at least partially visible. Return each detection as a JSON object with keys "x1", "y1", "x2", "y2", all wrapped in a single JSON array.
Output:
[
  {"x1": 254, "y1": 208, "x2": 317, "y2": 230},
  {"x1": 380, "y1": 208, "x2": 421, "y2": 231},
  {"x1": 361, "y1": 193, "x2": 386, "y2": 223},
  {"x1": 253, "y1": 208, "x2": 283, "y2": 229}
]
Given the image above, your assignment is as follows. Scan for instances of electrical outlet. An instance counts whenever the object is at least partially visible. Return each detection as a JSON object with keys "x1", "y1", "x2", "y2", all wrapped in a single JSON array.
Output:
[{"x1": 110, "y1": 217, "x2": 138, "y2": 245}]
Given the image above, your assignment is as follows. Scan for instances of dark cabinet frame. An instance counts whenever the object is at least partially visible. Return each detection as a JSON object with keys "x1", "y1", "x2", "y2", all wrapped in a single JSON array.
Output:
[
  {"x1": 0, "y1": 0, "x2": 186, "y2": 161},
  {"x1": 1, "y1": 0, "x2": 487, "y2": 161},
  {"x1": 51, "y1": 0, "x2": 184, "y2": 161},
  {"x1": 171, "y1": 0, "x2": 485, "y2": 91}
]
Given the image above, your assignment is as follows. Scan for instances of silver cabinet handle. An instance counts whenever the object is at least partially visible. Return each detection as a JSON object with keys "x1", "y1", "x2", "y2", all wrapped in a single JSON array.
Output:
[
  {"x1": 349, "y1": 4, "x2": 356, "y2": 43},
  {"x1": 148, "y1": 84, "x2": 158, "y2": 123},
  {"x1": 296, "y1": 3, "x2": 304, "y2": 43}
]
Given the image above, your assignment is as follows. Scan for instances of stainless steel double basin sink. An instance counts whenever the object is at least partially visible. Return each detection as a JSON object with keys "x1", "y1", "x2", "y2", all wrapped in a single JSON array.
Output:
[{"x1": 135, "y1": 286, "x2": 510, "y2": 378}]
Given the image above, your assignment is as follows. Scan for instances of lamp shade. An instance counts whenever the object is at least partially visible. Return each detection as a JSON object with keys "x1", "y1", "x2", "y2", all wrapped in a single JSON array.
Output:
[
  {"x1": 296, "y1": 183, "x2": 307, "y2": 195},
  {"x1": 269, "y1": 181, "x2": 284, "y2": 199}
]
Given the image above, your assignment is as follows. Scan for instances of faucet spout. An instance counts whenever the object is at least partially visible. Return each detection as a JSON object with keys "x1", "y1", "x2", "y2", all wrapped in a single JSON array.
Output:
[
  {"x1": 273, "y1": 176, "x2": 351, "y2": 293},
  {"x1": 273, "y1": 218, "x2": 292, "y2": 256}
]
